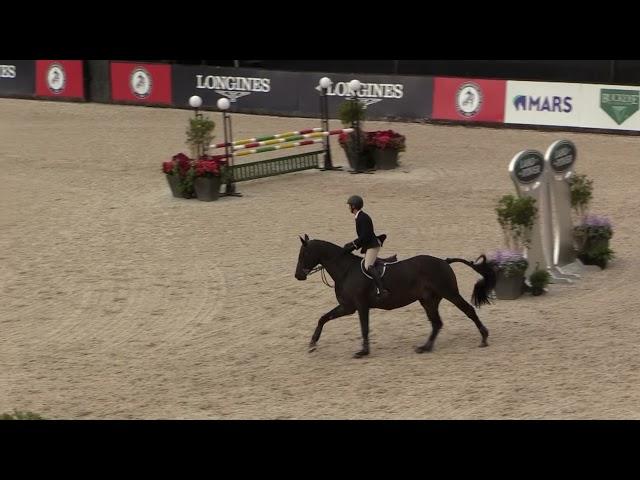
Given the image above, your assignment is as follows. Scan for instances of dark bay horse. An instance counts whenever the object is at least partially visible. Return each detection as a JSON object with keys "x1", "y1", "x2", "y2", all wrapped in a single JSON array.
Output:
[{"x1": 294, "y1": 235, "x2": 496, "y2": 358}]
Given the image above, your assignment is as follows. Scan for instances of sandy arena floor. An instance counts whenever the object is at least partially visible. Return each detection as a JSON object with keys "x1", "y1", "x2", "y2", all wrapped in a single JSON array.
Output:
[{"x1": 1, "y1": 98, "x2": 639, "y2": 419}]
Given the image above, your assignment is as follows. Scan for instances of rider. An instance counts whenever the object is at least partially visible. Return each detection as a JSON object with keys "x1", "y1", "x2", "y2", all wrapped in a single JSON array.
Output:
[{"x1": 343, "y1": 195, "x2": 390, "y2": 299}]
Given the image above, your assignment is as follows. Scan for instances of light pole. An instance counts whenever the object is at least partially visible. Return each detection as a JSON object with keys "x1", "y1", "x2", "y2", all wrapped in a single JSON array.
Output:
[
  {"x1": 318, "y1": 76, "x2": 341, "y2": 171},
  {"x1": 218, "y1": 97, "x2": 242, "y2": 197},
  {"x1": 189, "y1": 95, "x2": 204, "y2": 157},
  {"x1": 348, "y1": 79, "x2": 364, "y2": 173}
]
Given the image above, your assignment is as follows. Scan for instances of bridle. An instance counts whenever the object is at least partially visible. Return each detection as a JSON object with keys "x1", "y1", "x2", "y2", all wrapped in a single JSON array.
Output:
[
  {"x1": 300, "y1": 247, "x2": 350, "y2": 289},
  {"x1": 306, "y1": 265, "x2": 334, "y2": 288}
]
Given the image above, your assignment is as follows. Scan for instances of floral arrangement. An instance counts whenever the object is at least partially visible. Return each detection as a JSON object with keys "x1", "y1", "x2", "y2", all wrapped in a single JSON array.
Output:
[
  {"x1": 574, "y1": 214, "x2": 614, "y2": 269},
  {"x1": 365, "y1": 130, "x2": 406, "y2": 151},
  {"x1": 162, "y1": 152, "x2": 191, "y2": 176},
  {"x1": 488, "y1": 249, "x2": 529, "y2": 278},
  {"x1": 573, "y1": 214, "x2": 613, "y2": 242},
  {"x1": 194, "y1": 154, "x2": 228, "y2": 178},
  {"x1": 161, "y1": 153, "x2": 196, "y2": 196}
]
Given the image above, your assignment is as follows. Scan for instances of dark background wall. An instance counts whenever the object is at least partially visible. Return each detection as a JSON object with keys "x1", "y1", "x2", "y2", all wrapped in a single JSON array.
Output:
[{"x1": 146, "y1": 60, "x2": 638, "y2": 85}]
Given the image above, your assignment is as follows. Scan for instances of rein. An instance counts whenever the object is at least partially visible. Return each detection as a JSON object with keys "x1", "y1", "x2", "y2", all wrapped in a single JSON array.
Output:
[{"x1": 307, "y1": 265, "x2": 334, "y2": 288}]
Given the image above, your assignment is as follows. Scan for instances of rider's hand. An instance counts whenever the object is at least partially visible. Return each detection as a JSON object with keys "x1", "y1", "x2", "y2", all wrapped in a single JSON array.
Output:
[{"x1": 342, "y1": 242, "x2": 355, "y2": 253}]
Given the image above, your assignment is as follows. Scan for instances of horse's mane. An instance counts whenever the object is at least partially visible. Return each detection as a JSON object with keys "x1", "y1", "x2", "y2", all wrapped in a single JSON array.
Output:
[{"x1": 307, "y1": 239, "x2": 359, "y2": 260}]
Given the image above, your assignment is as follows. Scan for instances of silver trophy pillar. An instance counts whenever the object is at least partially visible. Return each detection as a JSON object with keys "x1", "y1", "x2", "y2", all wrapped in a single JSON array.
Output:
[
  {"x1": 545, "y1": 140, "x2": 581, "y2": 278},
  {"x1": 509, "y1": 150, "x2": 572, "y2": 283}
]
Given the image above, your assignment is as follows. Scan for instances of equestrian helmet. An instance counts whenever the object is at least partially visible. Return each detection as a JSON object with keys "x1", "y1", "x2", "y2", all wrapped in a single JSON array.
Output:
[{"x1": 347, "y1": 195, "x2": 364, "y2": 210}]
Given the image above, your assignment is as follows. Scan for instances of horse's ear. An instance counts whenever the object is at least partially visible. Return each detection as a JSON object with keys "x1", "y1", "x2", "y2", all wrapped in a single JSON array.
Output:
[
  {"x1": 304, "y1": 234, "x2": 309, "y2": 242},
  {"x1": 299, "y1": 235, "x2": 308, "y2": 246}
]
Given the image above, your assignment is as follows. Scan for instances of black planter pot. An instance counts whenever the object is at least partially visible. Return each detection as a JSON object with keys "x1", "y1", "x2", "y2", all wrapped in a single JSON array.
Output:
[
  {"x1": 494, "y1": 270, "x2": 525, "y2": 300},
  {"x1": 578, "y1": 238, "x2": 610, "y2": 269},
  {"x1": 371, "y1": 148, "x2": 399, "y2": 170},
  {"x1": 194, "y1": 176, "x2": 221, "y2": 202},
  {"x1": 342, "y1": 145, "x2": 374, "y2": 171},
  {"x1": 166, "y1": 174, "x2": 181, "y2": 197}
]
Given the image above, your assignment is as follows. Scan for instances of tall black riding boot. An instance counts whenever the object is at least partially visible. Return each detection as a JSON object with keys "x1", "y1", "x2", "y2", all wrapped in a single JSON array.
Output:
[{"x1": 367, "y1": 267, "x2": 390, "y2": 299}]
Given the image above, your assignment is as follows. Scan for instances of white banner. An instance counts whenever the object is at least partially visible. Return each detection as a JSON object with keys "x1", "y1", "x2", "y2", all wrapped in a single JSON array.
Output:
[
  {"x1": 580, "y1": 83, "x2": 640, "y2": 131},
  {"x1": 505, "y1": 81, "x2": 583, "y2": 127},
  {"x1": 505, "y1": 80, "x2": 640, "y2": 132}
]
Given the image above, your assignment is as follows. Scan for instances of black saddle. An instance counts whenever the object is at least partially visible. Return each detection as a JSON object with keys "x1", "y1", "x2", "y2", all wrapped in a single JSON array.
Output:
[{"x1": 361, "y1": 254, "x2": 398, "y2": 278}]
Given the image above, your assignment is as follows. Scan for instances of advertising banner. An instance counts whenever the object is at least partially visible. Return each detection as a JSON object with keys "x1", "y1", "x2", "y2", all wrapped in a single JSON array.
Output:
[
  {"x1": 580, "y1": 83, "x2": 640, "y2": 131},
  {"x1": 432, "y1": 77, "x2": 506, "y2": 122},
  {"x1": 297, "y1": 73, "x2": 433, "y2": 120},
  {"x1": 172, "y1": 65, "x2": 433, "y2": 120},
  {"x1": 505, "y1": 81, "x2": 583, "y2": 127},
  {"x1": 111, "y1": 62, "x2": 172, "y2": 105},
  {"x1": 36, "y1": 60, "x2": 85, "y2": 99},
  {"x1": 172, "y1": 65, "x2": 301, "y2": 114},
  {"x1": 0, "y1": 60, "x2": 35, "y2": 97}
]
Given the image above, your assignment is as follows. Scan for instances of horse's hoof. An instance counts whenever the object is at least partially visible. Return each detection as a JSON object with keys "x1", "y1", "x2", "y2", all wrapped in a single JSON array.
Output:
[
  {"x1": 308, "y1": 342, "x2": 317, "y2": 353},
  {"x1": 415, "y1": 344, "x2": 433, "y2": 354},
  {"x1": 353, "y1": 350, "x2": 369, "y2": 359},
  {"x1": 479, "y1": 341, "x2": 489, "y2": 348}
]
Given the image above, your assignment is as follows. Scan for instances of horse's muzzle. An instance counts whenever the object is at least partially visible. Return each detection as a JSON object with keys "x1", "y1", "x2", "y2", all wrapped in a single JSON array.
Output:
[{"x1": 295, "y1": 268, "x2": 309, "y2": 280}]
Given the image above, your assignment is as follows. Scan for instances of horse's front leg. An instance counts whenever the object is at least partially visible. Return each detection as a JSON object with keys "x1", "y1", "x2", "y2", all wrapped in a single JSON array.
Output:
[
  {"x1": 309, "y1": 304, "x2": 355, "y2": 352},
  {"x1": 353, "y1": 307, "x2": 370, "y2": 358}
]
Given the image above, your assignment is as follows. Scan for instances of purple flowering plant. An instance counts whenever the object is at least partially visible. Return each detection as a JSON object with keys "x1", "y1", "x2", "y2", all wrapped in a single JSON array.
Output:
[
  {"x1": 574, "y1": 214, "x2": 613, "y2": 242},
  {"x1": 488, "y1": 249, "x2": 529, "y2": 278}
]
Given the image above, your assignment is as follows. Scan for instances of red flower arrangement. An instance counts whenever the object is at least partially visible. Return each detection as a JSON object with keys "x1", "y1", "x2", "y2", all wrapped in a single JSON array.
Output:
[
  {"x1": 365, "y1": 130, "x2": 406, "y2": 151},
  {"x1": 338, "y1": 130, "x2": 406, "y2": 152},
  {"x1": 162, "y1": 153, "x2": 192, "y2": 176},
  {"x1": 194, "y1": 154, "x2": 228, "y2": 178},
  {"x1": 338, "y1": 131, "x2": 350, "y2": 146}
]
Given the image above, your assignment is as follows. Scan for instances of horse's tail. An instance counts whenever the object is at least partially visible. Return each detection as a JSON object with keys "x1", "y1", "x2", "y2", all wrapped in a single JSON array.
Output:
[{"x1": 445, "y1": 254, "x2": 496, "y2": 308}]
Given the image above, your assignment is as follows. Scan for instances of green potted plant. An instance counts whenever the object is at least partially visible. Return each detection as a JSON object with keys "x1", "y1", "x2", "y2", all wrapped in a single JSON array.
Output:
[
  {"x1": 193, "y1": 154, "x2": 228, "y2": 201},
  {"x1": 162, "y1": 114, "x2": 217, "y2": 199},
  {"x1": 495, "y1": 194, "x2": 537, "y2": 251},
  {"x1": 162, "y1": 156, "x2": 181, "y2": 197},
  {"x1": 490, "y1": 194, "x2": 537, "y2": 299},
  {"x1": 338, "y1": 98, "x2": 365, "y2": 126},
  {"x1": 0, "y1": 409, "x2": 43, "y2": 420},
  {"x1": 186, "y1": 116, "x2": 216, "y2": 158},
  {"x1": 365, "y1": 130, "x2": 406, "y2": 170},
  {"x1": 574, "y1": 214, "x2": 615, "y2": 269},
  {"x1": 528, "y1": 265, "x2": 551, "y2": 296},
  {"x1": 178, "y1": 155, "x2": 196, "y2": 199},
  {"x1": 337, "y1": 99, "x2": 369, "y2": 170},
  {"x1": 488, "y1": 249, "x2": 528, "y2": 300},
  {"x1": 162, "y1": 153, "x2": 195, "y2": 198},
  {"x1": 568, "y1": 173, "x2": 593, "y2": 218}
]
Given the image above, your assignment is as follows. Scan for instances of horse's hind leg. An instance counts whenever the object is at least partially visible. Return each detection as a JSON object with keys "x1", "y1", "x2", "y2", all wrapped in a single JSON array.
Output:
[
  {"x1": 309, "y1": 304, "x2": 355, "y2": 352},
  {"x1": 446, "y1": 293, "x2": 489, "y2": 347},
  {"x1": 353, "y1": 307, "x2": 370, "y2": 358},
  {"x1": 416, "y1": 294, "x2": 443, "y2": 353}
]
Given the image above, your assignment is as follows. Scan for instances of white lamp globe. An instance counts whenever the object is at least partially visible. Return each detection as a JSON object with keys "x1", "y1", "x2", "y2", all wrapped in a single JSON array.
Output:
[
  {"x1": 189, "y1": 95, "x2": 203, "y2": 108},
  {"x1": 319, "y1": 77, "x2": 332, "y2": 89},
  {"x1": 217, "y1": 98, "x2": 231, "y2": 110}
]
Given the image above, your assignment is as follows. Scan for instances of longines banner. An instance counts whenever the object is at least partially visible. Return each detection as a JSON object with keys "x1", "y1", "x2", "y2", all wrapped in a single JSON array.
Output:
[
  {"x1": 297, "y1": 73, "x2": 433, "y2": 120},
  {"x1": 172, "y1": 65, "x2": 301, "y2": 114},
  {"x1": 171, "y1": 65, "x2": 433, "y2": 120},
  {"x1": 0, "y1": 60, "x2": 35, "y2": 97}
]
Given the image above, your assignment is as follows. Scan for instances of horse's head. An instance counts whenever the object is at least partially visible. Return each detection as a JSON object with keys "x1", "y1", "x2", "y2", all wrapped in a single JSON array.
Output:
[{"x1": 295, "y1": 234, "x2": 320, "y2": 280}]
